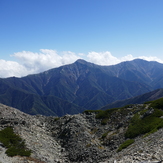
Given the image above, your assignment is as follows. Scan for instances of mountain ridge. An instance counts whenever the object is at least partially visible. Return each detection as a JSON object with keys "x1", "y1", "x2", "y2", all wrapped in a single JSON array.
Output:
[
  {"x1": 0, "y1": 59, "x2": 163, "y2": 116},
  {"x1": 102, "y1": 88, "x2": 163, "y2": 110}
]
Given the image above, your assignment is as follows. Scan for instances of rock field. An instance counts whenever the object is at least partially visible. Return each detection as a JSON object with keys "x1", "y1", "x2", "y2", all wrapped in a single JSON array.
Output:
[{"x1": 0, "y1": 103, "x2": 163, "y2": 163}]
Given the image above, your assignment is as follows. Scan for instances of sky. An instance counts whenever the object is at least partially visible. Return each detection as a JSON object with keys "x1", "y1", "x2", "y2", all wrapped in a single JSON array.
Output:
[{"x1": 0, "y1": 0, "x2": 163, "y2": 78}]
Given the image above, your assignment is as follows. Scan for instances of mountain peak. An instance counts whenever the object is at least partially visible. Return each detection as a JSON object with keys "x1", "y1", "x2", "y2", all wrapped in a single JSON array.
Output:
[
  {"x1": 75, "y1": 59, "x2": 88, "y2": 64},
  {"x1": 74, "y1": 59, "x2": 96, "y2": 67}
]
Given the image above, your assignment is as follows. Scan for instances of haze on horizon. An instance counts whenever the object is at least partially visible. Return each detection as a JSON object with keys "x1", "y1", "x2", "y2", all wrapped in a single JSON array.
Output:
[{"x1": 0, "y1": 0, "x2": 163, "y2": 78}]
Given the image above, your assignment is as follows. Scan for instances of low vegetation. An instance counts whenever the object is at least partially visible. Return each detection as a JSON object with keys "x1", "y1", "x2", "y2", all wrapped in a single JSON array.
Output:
[
  {"x1": 85, "y1": 105, "x2": 132, "y2": 125},
  {"x1": 84, "y1": 108, "x2": 119, "y2": 125},
  {"x1": 0, "y1": 127, "x2": 31, "y2": 157},
  {"x1": 117, "y1": 139, "x2": 135, "y2": 152},
  {"x1": 101, "y1": 131, "x2": 110, "y2": 139},
  {"x1": 85, "y1": 98, "x2": 163, "y2": 153},
  {"x1": 146, "y1": 97, "x2": 163, "y2": 109},
  {"x1": 125, "y1": 108, "x2": 163, "y2": 138},
  {"x1": 54, "y1": 117, "x2": 60, "y2": 121}
]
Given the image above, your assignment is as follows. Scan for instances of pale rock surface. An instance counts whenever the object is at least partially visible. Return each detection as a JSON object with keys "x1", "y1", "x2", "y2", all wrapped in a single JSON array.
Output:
[{"x1": 0, "y1": 103, "x2": 163, "y2": 163}]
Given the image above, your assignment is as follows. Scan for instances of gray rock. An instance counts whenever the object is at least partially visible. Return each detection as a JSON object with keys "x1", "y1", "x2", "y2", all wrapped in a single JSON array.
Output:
[{"x1": 0, "y1": 103, "x2": 163, "y2": 163}]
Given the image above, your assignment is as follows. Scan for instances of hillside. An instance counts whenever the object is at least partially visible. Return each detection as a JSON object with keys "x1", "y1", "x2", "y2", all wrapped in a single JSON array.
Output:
[
  {"x1": 102, "y1": 88, "x2": 163, "y2": 110},
  {"x1": 0, "y1": 59, "x2": 163, "y2": 116},
  {"x1": 0, "y1": 98, "x2": 163, "y2": 162}
]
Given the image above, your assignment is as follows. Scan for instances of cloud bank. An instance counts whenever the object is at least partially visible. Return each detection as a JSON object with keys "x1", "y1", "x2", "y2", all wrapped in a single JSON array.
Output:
[{"x1": 0, "y1": 49, "x2": 163, "y2": 78}]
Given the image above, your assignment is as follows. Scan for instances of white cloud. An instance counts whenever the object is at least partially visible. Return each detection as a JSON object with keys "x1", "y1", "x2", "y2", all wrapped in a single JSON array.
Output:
[
  {"x1": 87, "y1": 52, "x2": 163, "y2": 66},
  {"x1": 121, "y1": 54, "x2": 135, "y2": 62},
  {"x1": 13, "y1": 49, "x2": 62, "y2": 71},
  {"x1": 87, "y1": 51, "x2": 120, "y2": 65},
  {"x1": 60, "y1": 51, "x2": 81, "y2": 65},
  {"x1": 11, "y1": 49, "x2": 81, "y2": 77},
  {"x1": 0, "y1": 60, "x2": 27, "y2": 78},
  {"x1": 137, "y1": 56, "x2": 163, "y2": 63},
  {"x1": 0, "y1": 49, "x2": 163, "y2": 78}
]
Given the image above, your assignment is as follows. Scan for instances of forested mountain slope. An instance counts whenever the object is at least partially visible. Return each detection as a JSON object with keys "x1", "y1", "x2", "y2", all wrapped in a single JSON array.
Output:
[{"x1": 0, "y1": 59, "x2": 163, "y2": 116}]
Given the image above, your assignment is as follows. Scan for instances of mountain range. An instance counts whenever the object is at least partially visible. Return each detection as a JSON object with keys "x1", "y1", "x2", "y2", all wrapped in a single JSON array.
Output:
[{"x1": 0, "y1": 59, "x2": 163, "y2": 116}]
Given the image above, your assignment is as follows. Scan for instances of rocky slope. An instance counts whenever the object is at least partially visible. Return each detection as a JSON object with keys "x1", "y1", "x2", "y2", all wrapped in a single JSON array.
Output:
[{"x1": 0, "y1": 103, "x2": 163, "y2": 163}]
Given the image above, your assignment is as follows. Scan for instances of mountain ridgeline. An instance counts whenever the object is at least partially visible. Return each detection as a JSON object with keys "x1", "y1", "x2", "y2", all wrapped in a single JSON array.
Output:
[{"x1": 0, "y1": 59, "x2": 163, "y2": 116}]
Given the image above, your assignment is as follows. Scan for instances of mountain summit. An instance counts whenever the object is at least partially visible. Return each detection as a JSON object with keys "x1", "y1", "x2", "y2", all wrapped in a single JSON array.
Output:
[{"x1": 0, "y1": 59, "x2": 163, "y2": 116}]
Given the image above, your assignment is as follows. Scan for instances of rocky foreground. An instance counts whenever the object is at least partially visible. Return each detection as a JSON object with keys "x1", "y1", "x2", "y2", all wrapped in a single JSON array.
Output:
[{"x1": 0, "y1": 103, "x2": 163, "y2": 163}]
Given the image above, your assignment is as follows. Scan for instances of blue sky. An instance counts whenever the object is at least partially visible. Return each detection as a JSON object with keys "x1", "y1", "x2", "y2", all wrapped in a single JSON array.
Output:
[{"x1": 0, "y1": 0, "x2": 163, "y2": 77}]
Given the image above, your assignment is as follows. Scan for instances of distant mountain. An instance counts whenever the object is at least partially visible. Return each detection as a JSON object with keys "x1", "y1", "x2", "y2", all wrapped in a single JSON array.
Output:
[
  {"x1": 105, "y1": 59, "x2": 163, "y2": 89},
  {"x1": 0, "y1": 59, "x2": 163, "y2": 116},
  {"x1": 0, "y1": 81, "x2": 84, "y2": 116},
  {"x1": 101, "y1": 88, "x2": 163, "y2": 110}
]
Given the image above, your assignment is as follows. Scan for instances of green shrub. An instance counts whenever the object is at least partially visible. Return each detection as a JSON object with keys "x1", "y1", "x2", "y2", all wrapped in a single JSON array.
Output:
[
  {"x1": 96, "y1": 108, "x2": 118, "y2": 119},
  {"x1": 150, "y1": 98, "x2": 163, "y2": 109},
  {"x1": 6, "y1": 146, "x2": 31, "y2": 157},
  {"x1": 101, "y1": 131, "x2": 110, "y2": 139},
  {"x1": 54, "y1": 117, "x2": 60, "y2": 121},
  {"x1": 145, "y1": 98, "x2": 163, "y2": 109},
  {"x1": 0, "y1": 127, "x2": 31, "y2": 157},
  {"x1": 125, "y1": 109, "x2": 163, "y2": 138},
  {"x1": 84, "y1": 110, "x2": 101, "y2": 115},
  {"x1": 101, "y1": 118, "x2": 109, "y2": 125},
  {"x1": 117, "y1": 139, "x2": 135, "y2": 152},
  {"x1": 95, "y1": 108, "x2": 119, "y2": 125},
  {"x1": 84, "y1": 108, "x2": 119, "y2": 125},
  {"x1": 95, "y1": 110, "x2": 109, "y2": 119}
]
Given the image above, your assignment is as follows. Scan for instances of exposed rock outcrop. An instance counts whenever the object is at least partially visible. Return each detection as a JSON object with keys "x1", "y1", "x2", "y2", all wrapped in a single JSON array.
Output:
[{"x1": 0, "y1": 103, "x2": 163, "y2": 163}]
